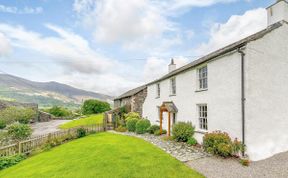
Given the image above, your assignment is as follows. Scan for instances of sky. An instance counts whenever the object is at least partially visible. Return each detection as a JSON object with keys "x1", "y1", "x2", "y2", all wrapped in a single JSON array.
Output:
[{"x1": 0, "y1": 0, "x2": 275, "y2": 96}]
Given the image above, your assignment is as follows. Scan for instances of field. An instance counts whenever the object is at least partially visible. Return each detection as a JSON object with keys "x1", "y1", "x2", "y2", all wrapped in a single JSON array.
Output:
[
  {"x1": 59, "y1": 114, "x2": 103, "y2": 129},
  {"x1": 0, "y1": 133, "x2": 203, "y2": 178}
]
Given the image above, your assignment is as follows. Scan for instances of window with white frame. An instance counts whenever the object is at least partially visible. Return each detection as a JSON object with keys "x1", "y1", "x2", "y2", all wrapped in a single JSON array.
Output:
[
  {"x1": 198, "y1": 104, "x2": 208, "y2": 130},
  {"x1": 198, "y1": 66, "x2": 208, "y2": 90},
  {"x1": 170, "y1": 77, "x2": 176, "y2": 95},
  {"x1": 156, "y1": 83, "x2": 160, "y2": 98}
]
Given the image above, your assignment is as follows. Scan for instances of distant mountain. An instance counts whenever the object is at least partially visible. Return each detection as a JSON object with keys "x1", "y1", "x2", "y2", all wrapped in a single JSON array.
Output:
[{"x1": 0, "y1": 74, "x2": 113, "y2": 108}]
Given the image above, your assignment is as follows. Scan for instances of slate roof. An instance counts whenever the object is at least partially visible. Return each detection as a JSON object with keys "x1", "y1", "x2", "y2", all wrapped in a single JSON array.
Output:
[
  {"x1": 115, "y1": 21, "x2": 286, "y2": 100},
  {"x1": 114, "y1": 85, "x2": 146, "y2": 100},
  {"x1": 147, "y1": 21, "x2": 285, "y2": 85}
]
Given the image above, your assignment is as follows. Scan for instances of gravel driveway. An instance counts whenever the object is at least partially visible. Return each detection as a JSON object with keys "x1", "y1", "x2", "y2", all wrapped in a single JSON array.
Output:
[
  {"x1": 31, "y1": 120, "x2": 70, "y2": 136},
  {"x1": 187, "y1": 151, "x2": 288, "y2": 178}
]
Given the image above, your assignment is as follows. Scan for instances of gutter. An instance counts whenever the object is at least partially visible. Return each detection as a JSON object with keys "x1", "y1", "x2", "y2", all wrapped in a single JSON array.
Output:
[{"x1": 238, "y1": 48, "x2": 246, "y2": 156}]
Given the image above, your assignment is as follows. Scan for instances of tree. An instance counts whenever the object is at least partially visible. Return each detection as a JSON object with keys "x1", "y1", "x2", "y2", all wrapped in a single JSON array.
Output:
[
  {"x1": 82, "y1": 99, "x2": 111, "y2": 115},
  {"x1": 47, "y1": 106, "x2": 71, "y2": 117},
  {"x1": 0, "y1": 107, "x2": 37, "y2": 125}
]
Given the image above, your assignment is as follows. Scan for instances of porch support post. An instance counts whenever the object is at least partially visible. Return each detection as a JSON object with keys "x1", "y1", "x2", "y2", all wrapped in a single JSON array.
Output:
[
  {"x1": 160, "y1": 110, "x2": 163, "y2": 135},
  {"x1": 168, "y1": 112, "x2": 171, "y2": 137}
]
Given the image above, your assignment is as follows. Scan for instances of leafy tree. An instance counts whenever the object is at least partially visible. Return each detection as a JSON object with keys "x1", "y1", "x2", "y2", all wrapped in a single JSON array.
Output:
[
  {"x1": 0, "y1": 107, "x2": 37, "y2": 125},
  {"x1": 46, "y1": 106, "x2": 71, "y2": 117},
  {"x1": 7, "y1": 123, "x2": 32, "y2": 140},
  {"x1": 82, "y1": 99, "x2": 111, "y2": 115}
]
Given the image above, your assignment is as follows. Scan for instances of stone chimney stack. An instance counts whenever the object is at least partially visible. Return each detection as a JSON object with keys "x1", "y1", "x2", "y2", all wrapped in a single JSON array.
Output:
[
  {"x1": 168, "y1": 58, "x2": 176, "y2": 73},
  {"x1": 267, "y1": 0, "x2": 288, "y2": 26}
]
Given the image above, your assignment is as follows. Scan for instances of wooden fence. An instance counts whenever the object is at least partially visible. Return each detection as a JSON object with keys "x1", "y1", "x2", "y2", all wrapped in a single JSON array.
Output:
[{"x1": 0, "y1": 124, "x2": 104, "y2": 157}]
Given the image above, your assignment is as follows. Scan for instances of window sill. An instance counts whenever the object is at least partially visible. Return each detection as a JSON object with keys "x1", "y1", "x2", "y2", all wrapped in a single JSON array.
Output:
[
  {"x1": 195, "y1": 88, "x2": 208, "y2": 93},
  {"x1": 195, "y1": 130, "x2": 208, "y2": 134},
  {"x1": 169, "y1": 94, "x2": 176, "y2": 97},
  {"x1": 155, "y1": 96, "x2": 160, "y2": 99}
]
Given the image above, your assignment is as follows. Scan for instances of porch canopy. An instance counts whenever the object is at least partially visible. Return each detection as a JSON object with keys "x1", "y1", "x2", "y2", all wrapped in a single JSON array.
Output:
[{"x1": 159, "y1": 102, "x2": 178, "y2": 136}]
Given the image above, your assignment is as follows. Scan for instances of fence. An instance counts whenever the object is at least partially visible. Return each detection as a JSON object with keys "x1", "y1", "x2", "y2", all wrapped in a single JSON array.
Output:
[{"x1": 0, "y1": 124, "x2": 104, "y2": 157}]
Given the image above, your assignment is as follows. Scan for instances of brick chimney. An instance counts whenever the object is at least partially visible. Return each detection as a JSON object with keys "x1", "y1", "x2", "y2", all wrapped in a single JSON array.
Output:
[
  {"x1": 267, "y1": 0, "x2": 288, "y2": 26},
  {"x1": 168, "y1": 58, "x2": 176, "y2": 73}
]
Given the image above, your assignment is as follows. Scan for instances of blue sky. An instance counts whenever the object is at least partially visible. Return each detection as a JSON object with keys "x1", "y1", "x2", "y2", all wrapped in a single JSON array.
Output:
[{"x1": 0, "y1": 0, "x2": 275, "y2": 95}]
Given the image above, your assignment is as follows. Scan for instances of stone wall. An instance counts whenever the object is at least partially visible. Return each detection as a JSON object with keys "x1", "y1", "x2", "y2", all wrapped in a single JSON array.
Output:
[
  {"x1": 131, "y1": 88, "x2": 147, "y2": 117},
  {"x1": 38, "y1": 111, "x2": 53, "y2": 122}
]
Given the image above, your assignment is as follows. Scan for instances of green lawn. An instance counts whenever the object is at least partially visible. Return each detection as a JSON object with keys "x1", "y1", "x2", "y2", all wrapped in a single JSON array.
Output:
[
  {"x1": 0, "y1": 133, "x2": 204, "y2": 178},
  {"x1": 59, "y1": 114, "x2": 103, "y2": 129}
]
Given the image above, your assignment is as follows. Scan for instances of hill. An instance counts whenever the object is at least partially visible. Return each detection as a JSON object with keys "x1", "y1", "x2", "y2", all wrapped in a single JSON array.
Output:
[{"x1": 0, "y1": 74, "x2": 113, "y2": 108}]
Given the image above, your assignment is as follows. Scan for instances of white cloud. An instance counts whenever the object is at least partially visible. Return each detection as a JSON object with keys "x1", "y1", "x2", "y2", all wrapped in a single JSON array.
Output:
[
  {"x1": 0, "y1": 5, "x2": 43, "y2": 14},
  {"x1": 73, "y1": 0, "x2": 241, "y2": 53},
  {"x1": 0, "y1": 23, "x2": 113, "y2": 74},
  {"x1": 195, "y1": 8, "x2": 267, "y2": 54},
  {"x1": 0, "y1": 32, "x2": 11, "y2": 56},
  {"x1": 143, "y1": 56, "x2": 189, "y2": 82}
]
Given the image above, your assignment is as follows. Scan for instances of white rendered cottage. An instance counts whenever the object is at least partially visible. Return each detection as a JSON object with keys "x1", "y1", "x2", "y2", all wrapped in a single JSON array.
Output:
[{"x1": 142, "y1": 1, "x2": 288, "y2": 161}]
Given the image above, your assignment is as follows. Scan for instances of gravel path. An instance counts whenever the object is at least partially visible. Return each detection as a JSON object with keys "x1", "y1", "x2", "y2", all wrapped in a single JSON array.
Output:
[
  {"x1": 110, "y1": 131, "x2": 208, "y2": 162},
  {"x1": 31, "y1": 120, "x2": 70, "y2": 136},
  {"x1": 187, "y1": 151, "x2": 288, "y2": 178}
]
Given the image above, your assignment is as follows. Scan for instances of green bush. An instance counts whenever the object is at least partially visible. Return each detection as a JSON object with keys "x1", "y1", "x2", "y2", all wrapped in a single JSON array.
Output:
[
  {"x1": 115, "y1": 126, "x2": 127, "y2": 132},
  {"x1": 203, "y1": 131, "x2": 243, "y2": 158},
  {"x1": 0, "y1": 154, "x2": 26, "y2": 170},
  {"x1": 0, "y1": 107, "x2": 36, "y2": 124},
  {"x1": 7, "y1": 123, "x2": 32, "y2": 140},
  {"x1": 77, "y1": 128, "x2": 86, "y2": 138},
  {"x1": 187, "y1": 137, "x2": 197, "y2": 146},
  {"x1": 135, "y1": 119, "x2": 151, "y2": 134},
  {"x1": 46, "y1": 106, "x2": 71, "y2": 117},
  {"x1": 126, "y1": 118, "x2": 139, "y2": 132},
  {"x1": 124, "y1": 112, "x2": 141, "y2": 121},
  {"x1": 147, "y1": 125, "x2": 160, "y2": 134},
  {"x1": 82, "y1": 99, "x2": 111, "y2": 115},
  {"x1": 0, "y1": 120, "x2": 6, "y2": 129},
  {"x1": 154, "y1": 129, "x2": 167, "y2": 136},
  {"x1": 172, "y1": 122, "x2": 195, "y2": 142}
]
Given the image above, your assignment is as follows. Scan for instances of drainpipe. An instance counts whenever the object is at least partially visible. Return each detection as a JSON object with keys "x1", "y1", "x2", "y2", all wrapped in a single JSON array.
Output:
[{"x1": 238, "y1": 48, "x2": 246, "y2": 157}]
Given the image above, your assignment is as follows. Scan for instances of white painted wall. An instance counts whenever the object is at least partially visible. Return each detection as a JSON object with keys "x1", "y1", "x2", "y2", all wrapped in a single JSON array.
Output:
[
  {"x1": 245, "y1": 23, "x2": 288, "y2": 161},
  {"x1": 143, "y1": 51, "x2": 243, "y2": 144},
  {"x1": 267, "y1": 1, "x2": 288, "y2": 26}
]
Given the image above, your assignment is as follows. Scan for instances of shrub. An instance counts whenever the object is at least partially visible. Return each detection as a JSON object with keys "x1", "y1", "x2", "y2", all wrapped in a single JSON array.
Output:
[
  {"x1": 115, "y1": 126, "x2": 127, "y2": 132},
  {"x1": 124, "y1": 112, "x2": 141, "y2": 121},
  {"x1": 126, "y1": 118, "x2": 139, "y2": 132},
  {"x1": 77, "y1": 128, "x2": 86, "y2": 138},
  {"x1": 7, "y1": 123, "x2": 32, "y2": 140},
  {"x1": 136, "y1": 119, "x2": 151, "y2": 134},
  {"x1": 154, "y1": 129, "x2": 167, "y2": 136},
  {"x1": 47, "y1": 106, "x2": 71, "y2": 117},
  {"x1": 82, "y1": 99, "x2": 111, "y2": 115},
  {"x1": 172, "y1": 122, "x2": 195, "y2": 142},
  {"x1": 203, "y1": 131, "x2": 243, "y2": 158},
  {"x1": 0, "y1": 107, "x2": 36, "y2": 124},
  {"x1": 0, "y1": 154, "x2": 26, "y2": 170},
  {"x1": 0, "y1": 120, "x2": 6, "y2": 129},
  {"x1": 147, "y1": 125, "x2": 160, "y2": 134},
  {"x1": 187, "y1": 137, "x2": 197, "y2": 146}
]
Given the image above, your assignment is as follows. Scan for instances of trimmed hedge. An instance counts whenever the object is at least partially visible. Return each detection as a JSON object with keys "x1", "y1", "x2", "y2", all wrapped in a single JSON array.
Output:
[
  {"x1": 135, "y1": 119, "x2": 151, "y2": 134},
  {"x1": 147, "y1": 125, "x2": 160, "y2": 134},
  {"x1": 172, "y1": 122, "x2": 195, "y2": 142}
]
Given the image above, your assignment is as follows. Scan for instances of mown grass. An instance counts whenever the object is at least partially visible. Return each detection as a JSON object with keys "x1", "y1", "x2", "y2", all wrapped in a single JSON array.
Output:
[
  {"x1": 0, "y1": 133, "x2": 204, "y2": 178},
  {"x1": 59, "y1": 114, "x2": 103, "y2": 129}
]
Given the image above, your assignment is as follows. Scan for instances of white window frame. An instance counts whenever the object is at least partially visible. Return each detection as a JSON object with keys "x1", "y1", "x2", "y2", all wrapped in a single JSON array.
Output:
[
  {"x1": 156, "y1": 83, "x2": 160, "y2": 98},
  {"x1": 198, "y1": 104, "x2": 208, "y2": 130},
  {"x1": 197, "y1": 66, "x2": 208, "y2": 90},
  {"x1": 170, "y1": 77, "x2": 176, "y2": 96}
]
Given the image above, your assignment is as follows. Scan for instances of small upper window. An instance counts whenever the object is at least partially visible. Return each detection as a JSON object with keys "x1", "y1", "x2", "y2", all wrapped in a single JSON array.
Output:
[
  {"x1": 198, "y1": 66, "x2": 208, "y2": 90},
  {"x1": 156, "y1": 83, "x2": 160, "y2": 98},
  {"x1": 170, "y1": 77, "x2": 176, "y2": 95}
]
